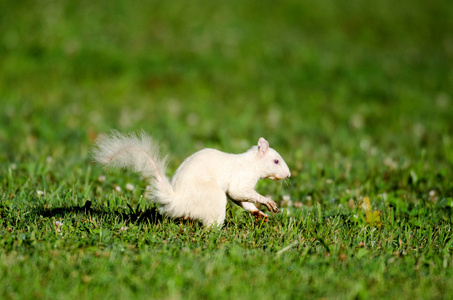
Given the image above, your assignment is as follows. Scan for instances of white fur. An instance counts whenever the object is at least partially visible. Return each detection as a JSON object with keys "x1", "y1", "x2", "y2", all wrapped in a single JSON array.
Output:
[{"x1": 92, "y1": 131, "x2": 291, "y2": 227}]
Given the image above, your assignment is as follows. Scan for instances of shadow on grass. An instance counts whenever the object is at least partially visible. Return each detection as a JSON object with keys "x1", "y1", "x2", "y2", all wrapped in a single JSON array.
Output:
[
  {"x1": 33, "y1": 200, "x2": 165, "y2": 225},
  {"x1": 32, "y1": 201, "x2": 268, "y2": 229}
]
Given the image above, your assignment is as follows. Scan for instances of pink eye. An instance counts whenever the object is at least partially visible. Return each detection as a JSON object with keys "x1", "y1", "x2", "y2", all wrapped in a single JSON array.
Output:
[{"x1": 274, "y1": 159, "x2": 279, "y2": 164}]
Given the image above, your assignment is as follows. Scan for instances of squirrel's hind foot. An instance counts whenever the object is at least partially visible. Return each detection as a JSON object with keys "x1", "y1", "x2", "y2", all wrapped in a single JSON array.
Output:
[{"x1": 251, "y1": 210, "x2": 269, "y2": 223}]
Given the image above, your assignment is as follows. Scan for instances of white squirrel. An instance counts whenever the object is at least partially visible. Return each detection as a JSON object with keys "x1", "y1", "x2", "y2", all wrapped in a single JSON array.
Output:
[{"x1": 92, "y1": 131, "x2": 291, "y2": 227}]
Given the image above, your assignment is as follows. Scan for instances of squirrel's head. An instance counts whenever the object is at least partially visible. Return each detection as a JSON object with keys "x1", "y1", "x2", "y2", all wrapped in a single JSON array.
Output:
[{"x1": 256, "y1": 137, "x2": 291, "y2": 180}]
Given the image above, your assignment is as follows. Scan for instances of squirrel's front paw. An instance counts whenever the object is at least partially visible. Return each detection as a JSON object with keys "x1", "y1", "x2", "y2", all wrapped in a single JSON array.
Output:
[{"x1": 262, "y1": 198, "x2": 279, "y2": 213}]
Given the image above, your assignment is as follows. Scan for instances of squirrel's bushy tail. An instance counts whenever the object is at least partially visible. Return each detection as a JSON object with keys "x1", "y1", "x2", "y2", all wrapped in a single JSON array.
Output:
[{"x1": 92, "y1": 130, "x2": 174, "y2": 205}]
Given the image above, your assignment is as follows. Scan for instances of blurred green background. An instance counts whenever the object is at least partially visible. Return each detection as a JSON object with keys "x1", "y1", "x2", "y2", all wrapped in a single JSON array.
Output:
[{"x1": 1, "y1": 0, "x2": 452, "y2": 192}]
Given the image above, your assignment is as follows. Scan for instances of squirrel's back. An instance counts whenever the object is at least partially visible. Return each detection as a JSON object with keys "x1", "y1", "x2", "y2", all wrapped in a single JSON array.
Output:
[{"x1": 171, "y1": 148, "x2": 257, "y2": 193}]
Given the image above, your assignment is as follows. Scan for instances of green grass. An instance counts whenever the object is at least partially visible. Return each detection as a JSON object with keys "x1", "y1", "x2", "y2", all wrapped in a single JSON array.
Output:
[{"x1": 1, "y1": 0, "x2": 453, "y2": 299}]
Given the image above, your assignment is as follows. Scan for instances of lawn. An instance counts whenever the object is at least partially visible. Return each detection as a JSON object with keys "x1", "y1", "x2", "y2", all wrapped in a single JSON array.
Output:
[{"x1": 1, "y1": 0, "x2": 453, "y2": 299}]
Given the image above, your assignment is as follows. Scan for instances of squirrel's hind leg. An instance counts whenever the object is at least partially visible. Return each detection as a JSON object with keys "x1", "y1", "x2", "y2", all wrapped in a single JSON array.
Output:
[
  {"x1": 177, "y1": 180, "x2": 227, "y2": 227},
  {"x1": 233, "y1": 201, "x2": 269, "y2": 222}
]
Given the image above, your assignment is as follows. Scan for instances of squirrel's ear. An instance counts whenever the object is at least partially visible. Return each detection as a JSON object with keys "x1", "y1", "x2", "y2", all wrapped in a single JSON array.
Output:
[{"x1": 257, "y1": 137, "x2": 269, "y2": 155}]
